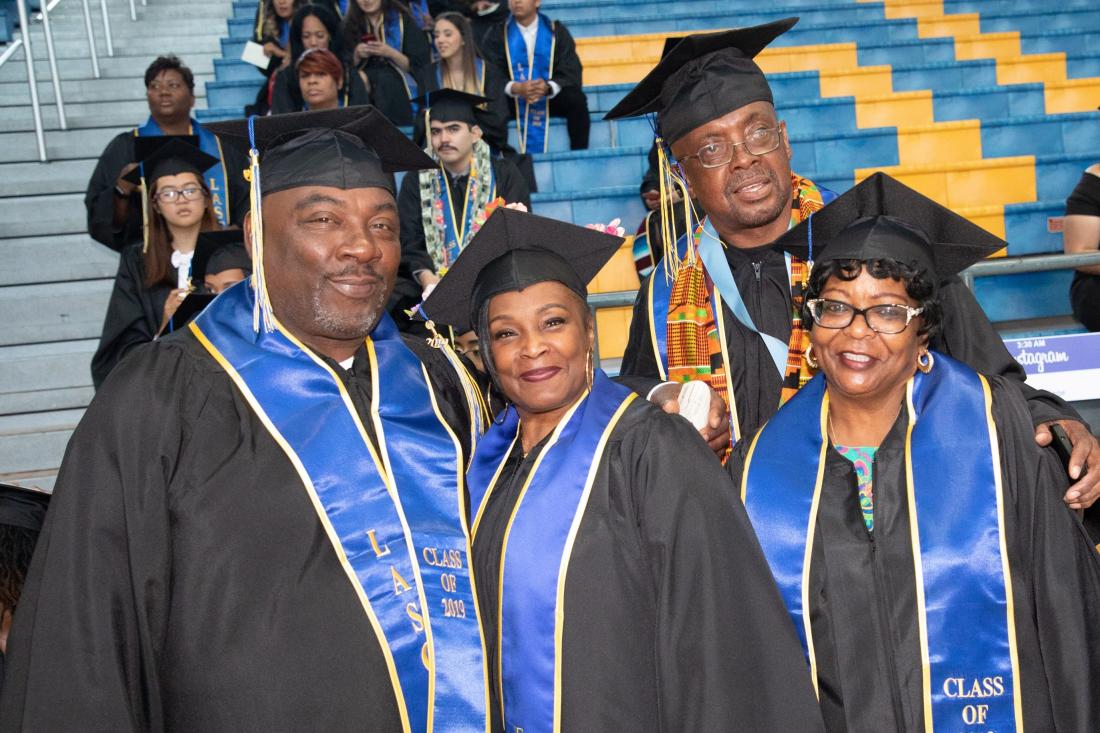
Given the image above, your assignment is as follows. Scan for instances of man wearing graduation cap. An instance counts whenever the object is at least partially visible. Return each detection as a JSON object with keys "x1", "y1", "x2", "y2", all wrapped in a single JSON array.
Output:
[
  {"x1": 0, "y1": 483, "x2": 49, "y2": 700},
  {"x1": 85, "y1": 55, "x2": 251, "y2": 252},
  {"x1": 1, "y1": 107, "x2": 492, "y2": 731},
  {"x1": 606, "y1": 19, "x2": 1100, "y2": 504},
  {"x1": 393, "y1": 88, "x2": 531, "y2": 330}
]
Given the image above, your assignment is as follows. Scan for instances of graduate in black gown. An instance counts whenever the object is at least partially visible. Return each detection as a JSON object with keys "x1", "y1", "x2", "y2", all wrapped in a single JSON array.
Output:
[
  {"x1": 0, "y1": 483, "x2": 50, "y2": 701},
  {"x1": 420, "y1": 208, "x2": 825, "y2": 732},
  {"x1": 605, "y1": 21, "x2": 1100, "y2": 506},
  {"x1": 1, "y1": 108, "x2": 492, "y2": 732},
  {"x1": 729, "y1": 174, "x2": 1100, "y2": 733},
  {"x1": 84, "y1": 56, "x2": 249, "y2": 252},
  {"x1": 92, "y1": 137, "x2": 225, "y2": 389},
  {"x1": 394, "y1": 90, "x2": 530, "y2": 333}
]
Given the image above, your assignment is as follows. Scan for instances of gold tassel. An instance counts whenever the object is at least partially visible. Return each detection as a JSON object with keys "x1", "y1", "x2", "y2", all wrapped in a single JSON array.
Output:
[
  {"x1": 244, "y1": 149, "x2": 274, "y2": 333},
  {"x1": 140, "y1": 177, "x2": 150, "y2": 254},
  {"x1": 654, "y1": 138, "x2": 696, "y2": 282}
]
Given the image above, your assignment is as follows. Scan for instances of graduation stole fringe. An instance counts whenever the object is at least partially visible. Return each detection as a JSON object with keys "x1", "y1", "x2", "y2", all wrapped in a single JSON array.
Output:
[
  {"x1": 418, "y1": 138, "x2": 497, "y2": 273},
  {"x1": 665, "y1": 173, "x2": 829, "y2": 412}
]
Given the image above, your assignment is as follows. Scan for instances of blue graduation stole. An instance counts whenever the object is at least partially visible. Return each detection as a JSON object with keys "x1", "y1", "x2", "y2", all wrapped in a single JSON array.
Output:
[
  {"x1": 467, "y1": 372, "x2": 636, "y2": 732},
  {"x1": 384, "y1": 11, "x2": 421, "y2": 113},
  {"x1": 135, "y1": 117, "x2": 232, "y2": 227},
  {"x1": 190, "y1": 283, "x2": 490, "y2": 733},
  {"x1": 504, "y1": 14, "x2": 555, "y2": 154},
  {"x1": 437, "y1": 164, "x2": 496, "y2": 265},
  {"x1": 741, "y1": 353, "x2": 1023, "y2": 731},
  {"x1": 408, "y1": 0, "x2": 431, "y2": 31}
]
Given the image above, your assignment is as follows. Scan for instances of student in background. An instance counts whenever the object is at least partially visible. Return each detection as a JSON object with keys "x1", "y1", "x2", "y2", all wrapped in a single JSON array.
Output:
[
  {"x1": 0, "y1": 483, "x2": 50, "y2": 700},
  {"x1": 253, "y1": 0, "x2": 301, "y2": 72},
  {"x1": 1065, "y1": 162, "x2": 1100, "y2": 331}
]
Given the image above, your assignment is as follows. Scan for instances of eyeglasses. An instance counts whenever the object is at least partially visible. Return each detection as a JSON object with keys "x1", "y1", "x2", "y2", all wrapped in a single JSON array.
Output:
[
  {"x1": 806, "y1": 299, "x2": 924, "y2": 335},
  {"x1": 155, "y1": 187, "x2": 205, "y2": 203},
  {"x1": 677, "y1": 126, "x2": 783, "y2": 168}
]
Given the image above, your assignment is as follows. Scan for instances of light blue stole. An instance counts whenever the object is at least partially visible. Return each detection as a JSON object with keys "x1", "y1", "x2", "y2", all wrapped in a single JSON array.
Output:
[
  {"x1": 190, "y1": 283, "x2": 490, "y2": 733},
  {"x1": 504, "y1": 14, "x2": 554, "y2": 154},
  {"x1": 136, "y1": 117, "x2": 232, "y2": 227},
  {"x1": 468, "y1": 372, "x2": 636, "y2": 732},
  {"x1": 741, "y1": 353, "x2": 1023, "y2": 731}
]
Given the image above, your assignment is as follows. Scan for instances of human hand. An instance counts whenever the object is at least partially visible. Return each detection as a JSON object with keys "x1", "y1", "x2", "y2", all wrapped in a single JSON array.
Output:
[
  {"x1": 641, "y1": 190, "x2": 660, "y2": 210},
  {"x1": 160, "y1": 288, "x2": 189, "y2": 329},
  {"x1": 364, "y1": 41, "x2": 393, "y2": 60},
  {"x1": 115, "y1": 163, "x2": 140, "y2": 194},
  {"x1": 650, "y1": 382, "x2": 732, "y2": 457},
  {"x1": 1036, "y1": 419, "x2": 1100, "y2": 508},
  {"x1": 263, "y1": 42, "x2": 286, "y2": 59}
]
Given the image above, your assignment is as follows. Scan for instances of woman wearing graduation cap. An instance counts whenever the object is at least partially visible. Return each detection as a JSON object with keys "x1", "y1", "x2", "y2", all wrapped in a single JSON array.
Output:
[
  {"x1": 420, "y1": 208, "x2": 825, "y2": 732},
  {"x1": 730, "y1": 173, "x2": 1100, "y2": 733},
  {"x1": 91, "y1": 137, "x2": 225, "y2": 389}
]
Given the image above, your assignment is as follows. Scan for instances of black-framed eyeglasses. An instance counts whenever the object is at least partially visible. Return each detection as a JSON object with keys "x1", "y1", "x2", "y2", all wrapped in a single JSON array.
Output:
[
  {"x1": 677, "y1": 126, "x2": 783, "y2": 168},
  {"x1": 806, "y1": 298, "x2": 924, "y2": 335},
  {"x1": 155, "y1": 187, "x2": 205, "y2": 203}
]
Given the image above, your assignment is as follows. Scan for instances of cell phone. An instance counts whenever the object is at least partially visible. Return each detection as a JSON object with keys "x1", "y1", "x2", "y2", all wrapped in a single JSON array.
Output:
[
  {"x1": 1050, "y1": 423, "x2": 1075, "y2": 471},
  {"x1": 360, "y1": 32, "x2": 377, "y2": 44}
]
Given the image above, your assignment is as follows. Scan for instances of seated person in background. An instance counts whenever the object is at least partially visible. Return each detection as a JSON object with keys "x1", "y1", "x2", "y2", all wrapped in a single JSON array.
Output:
[
  {"x1": 632, "y1": 138, "x2": 694, "y2": 278},
  {"x1": 482, "y1": 0, "x2": 589, "y2": 152},
  {"x1": 253, "y1": 0, "x2": 301, "y2": 74},
  {"x1": 733, "y1": 175, "x2": 1100, "y2": 732},
  {"x1": 0, "y1": 483, "x2": 50, "y2": 699},
  {"x1": 393, "y1": 89, "x2": 530, "y2": 332},
  {"x1": 269, "y1": 4, "x2": 371, "y2": 114},
  {"x1": 466, "y1": 0, "x2": 508, "y2": 50},
  {"x1": 416, "y1": 11, "x2": 510, "y2": 153},
  {"x1": 1065, "y1": 163, "x2": 1100, "y2": 332},
  {"x1": 195, "y1": 233, "x2": 252, "y2": 295},
  {"x1": 341, "y1": 0, "x2": 431, "y2": 126},
  {"x1": 85, "y1": 56, "x2": 248, "y2": 252},
  {"x1": 295, "y1": 48, "x2": 363, "y2": 111},
  {"x1": 92, "y1": 138, "x2": 223, "y2": 389}
]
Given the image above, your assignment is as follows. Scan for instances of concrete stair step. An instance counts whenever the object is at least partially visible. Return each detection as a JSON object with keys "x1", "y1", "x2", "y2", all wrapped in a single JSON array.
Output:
[
  {"x1": 0, "y1": 53, "x2": 216, "y2": 83},
  {"x1": 0, "y1": 408, "x2": 83, "y2": 476},
  {"x1": 0, "y1": 125, "x2": 123, "y2": 162},
  {"x1": 0, "y1": 385, "x2": 94, "y2": 415},
  {"x1": 0, "y1": 233, "x2": 118, "y2": 286},
  {"x1": 0, "y1": 100, "x2": 148, "y2": 133},
  {"x1": 2, "y1": 34, "x2": 222, "y2": 60},
  {"x1": 0, "y1": 339, "x2": 97, "y2": 399},
  {"x1": 0, "y1": 473, "x2": 57, "y2": 492},
  {"x1": 0, "y1": 192, "x2": 86, "y2": 237},
  {"x1": 0, "y1": 74, "x2": 213, "y2": 105},
  {"x1": 0, "y1": 279, "x2": 112, "y2": 346},
  {"x1": 0, "y1": 159, "x2": 95, "y2": 196}
]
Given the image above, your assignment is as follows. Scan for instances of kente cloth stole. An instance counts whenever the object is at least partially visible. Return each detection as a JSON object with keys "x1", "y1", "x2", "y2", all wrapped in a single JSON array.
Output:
[
  {"x1": 741, "y1": 354, "x2": 1023, "y2": 732},
  {"x1": 135, "y1": 118, "x2": 232, "y2": 227},
  {"x1": 659, "y1": 173, "x2": 831, "y2": 416},
  {"x1": 418, "y1": 139, "x2": 497, "y2": 272},
  {"x1": 383, "y1": 11, "x2": 421, "y2": 110},
  {"x1": 190, "y1": 283, "x2": 490, "y2": 733},
  {"x1": 504, "y1": 14, "x2": 555, "y2": 154},
  {"x1": 467, "y1": 372, "x2": 636, "y2": 733}
]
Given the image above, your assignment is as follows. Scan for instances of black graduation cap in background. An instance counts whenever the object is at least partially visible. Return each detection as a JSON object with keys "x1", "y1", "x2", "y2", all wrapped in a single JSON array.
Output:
[
  {"x1": 420, "y1": 208, "x2": 625, "y2": 333},
  {"x1": 604, "y1": 18, "x2": 798, "y2": 145},
  {"x1": 415, "y1": 88, "x2": 492, "y2": 126},
  {"x1": 0, "y1": 482, "x2": 51, "y2": 532},
  {"x1": 123, "y1": 135, "x2": 218, "y2": 185},
  {"x1": 191, "y1": 230, "x2": 251, "y2": 287},
  {"x1": 204, "y1": 106, "x2": 435, "y2": 196},
  {"x1": 772, "y1": 172, "x2": 1006, "y2": 283}
]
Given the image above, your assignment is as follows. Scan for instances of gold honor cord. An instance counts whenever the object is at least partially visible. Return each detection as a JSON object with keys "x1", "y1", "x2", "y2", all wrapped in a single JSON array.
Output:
[
  {"x1": 645, "y1": 274, "x2": 668, "y2": 381},
  {"x1": 190, "y1": 322, "x2": 413, "y2": 733},
  {"x1": 551, "y1": 393, "x2": 636, "y2": 731},
  {"x1": 713, "y1": 292, "x2": 742, "y2": 444},
  {"x1": 801, "y1": 392, "x2": 830, "y2": 699}
]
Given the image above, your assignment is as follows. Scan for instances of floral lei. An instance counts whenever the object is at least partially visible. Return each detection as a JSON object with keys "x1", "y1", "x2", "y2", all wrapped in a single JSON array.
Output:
[{"x1": 418, "y1": 138, "x2": 497, "y2": 272}]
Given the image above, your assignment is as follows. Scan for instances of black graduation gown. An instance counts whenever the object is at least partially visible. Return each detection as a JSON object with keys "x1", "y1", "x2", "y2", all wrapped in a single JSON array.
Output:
[
  {"x1": 727, "y1": 376, "x2": 1100, "y2": 733},
  {"x1": 390, "y1": 157, "x2": 531, "y2": 330},
  {"x1": 620, "y1": 239, "x2": 1084, "y2": 439},
  {"x1": 412, "y1": 61, "x2": 512, "y2": 154},
  {"x1": 90, "y1": 244, "x2": 174, "y2": 389},
  {"x1": 268, "y1": 61, "x2": 373, "y2": 114},
  {"x1": 480, "y1": 18, "x2": 584, "y2": 102},
  {"x1": 0, "y1": 330, "x2": 475, "y2": 732},
  {"x1": 352, "y1": 13, "x2": 432, "y2": 127},
  {"x1": 84, "y1": 131, "x2": 249, "y2": 252},
  {"x1": 471, "y1": 399, "x2": 826, "y2": 732}
]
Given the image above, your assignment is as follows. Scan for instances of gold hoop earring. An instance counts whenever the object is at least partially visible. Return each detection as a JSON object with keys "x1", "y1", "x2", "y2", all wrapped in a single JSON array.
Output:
[
  {"x1": 804, "y1": 344, "x2": 819, "y2": 370},
  {"x1": 586, "y1": 349, "x2": 594, "y2": 392},
  {"x1": 917, "y1": 350, "x2": 934, "y2": 374}
]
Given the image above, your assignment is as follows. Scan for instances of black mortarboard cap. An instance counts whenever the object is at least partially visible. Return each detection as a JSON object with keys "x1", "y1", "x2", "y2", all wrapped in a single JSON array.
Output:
[
  {"x1": 123, "y1": 135, "x2": 218, "y2": 185},
  {"x1": 191, "y1": 230, "x2": 251, "y2": 286},
  {"x1": 416, "y1": 88, "x2": 492, "y2": 126},
  {"x1": 604, "y1": 18, "x2": 798, "y2": 145},
  {"x1": 420, "y1": 209, "x2": 624, "y2": 333},
  {"x1": 772, "y1": 172, "x2": 1006, "y2": 283},
  {"x1": 0, "y1": 482, "x2": 51, "y2": 532},
  {"x1": 204, "y1": 106, "x2": 435, "y2": 196}
]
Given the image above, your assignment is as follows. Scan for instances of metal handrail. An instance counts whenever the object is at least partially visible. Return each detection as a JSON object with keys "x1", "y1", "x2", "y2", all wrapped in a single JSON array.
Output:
[
  {"x1": 14, "y1": 0, "x2": 47, "y2": 161},
  {"x1": 585, "y1": 252, "x2": 1100, "y2": 359},
  {"x1": 39, "y1": 0, "x2": 67, "y2": 130},
  {"x1": 81, "y1": 0, "x2": 102, "y2": 77},
  {"x1": 99, "y1": 0, "x2": 114, "y2": 56}
]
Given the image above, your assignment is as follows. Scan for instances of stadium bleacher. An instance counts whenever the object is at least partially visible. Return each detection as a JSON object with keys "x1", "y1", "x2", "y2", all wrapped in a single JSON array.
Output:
[{"x1": 1, "y1": 0, "x2": 1098, "y2": 485}]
